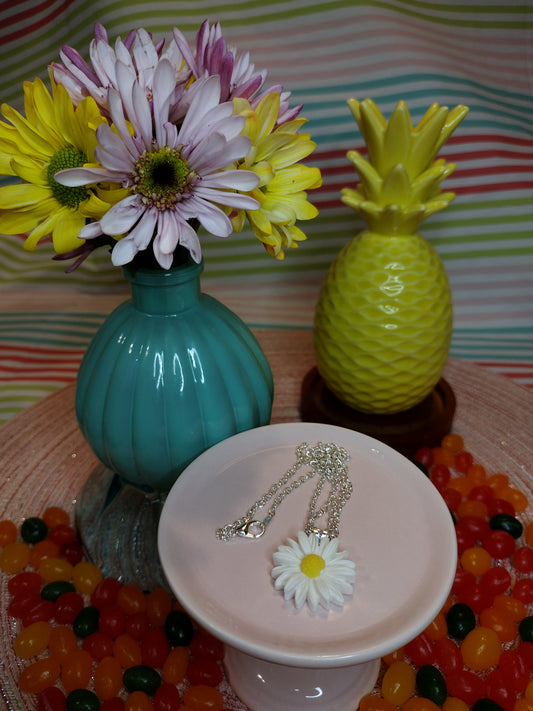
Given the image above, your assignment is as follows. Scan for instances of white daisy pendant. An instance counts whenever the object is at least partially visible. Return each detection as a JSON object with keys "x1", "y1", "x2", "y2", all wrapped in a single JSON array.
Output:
[{"x1": 271, "y1": 531, "x2": 356, "y2": 612}]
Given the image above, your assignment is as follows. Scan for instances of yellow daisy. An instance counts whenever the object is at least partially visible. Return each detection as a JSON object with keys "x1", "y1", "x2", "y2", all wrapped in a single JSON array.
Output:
[
  {"x1": 0, "y1": 76, "x2": 117, "y2": 254},
  {"x1": 233, "y1": 93, "x2": 322, "y2": 259}
]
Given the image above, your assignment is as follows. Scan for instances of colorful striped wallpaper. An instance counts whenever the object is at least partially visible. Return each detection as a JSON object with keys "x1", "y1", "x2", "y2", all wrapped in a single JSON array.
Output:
[{"x1": 1, "y1": 1, "x2": 532, "y2": 424}]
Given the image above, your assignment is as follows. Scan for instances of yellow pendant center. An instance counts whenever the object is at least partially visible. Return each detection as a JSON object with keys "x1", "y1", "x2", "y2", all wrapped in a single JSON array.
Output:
[{"x1": 300, "y1": 553, "x2": 325, "y2": 578}]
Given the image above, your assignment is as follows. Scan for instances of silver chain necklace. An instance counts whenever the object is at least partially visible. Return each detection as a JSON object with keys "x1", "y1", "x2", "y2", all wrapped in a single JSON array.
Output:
[{"x1": 216, "y1": 442, "x2": 352, "y2": 542}]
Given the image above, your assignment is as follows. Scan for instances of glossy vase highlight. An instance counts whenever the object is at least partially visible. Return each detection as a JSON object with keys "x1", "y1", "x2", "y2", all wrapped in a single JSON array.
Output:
[
  {"x1": 76, "y1": 257, "x2": 273, "y2": 493},
  {"x1": 75, "y1": 256, "x2": 273, "y2": 586}
]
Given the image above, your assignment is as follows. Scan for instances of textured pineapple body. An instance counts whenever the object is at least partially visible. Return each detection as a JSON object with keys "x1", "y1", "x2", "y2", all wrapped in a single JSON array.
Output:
[{"x1": 314, "y1": 230, "x2": 452, "y2": 414}]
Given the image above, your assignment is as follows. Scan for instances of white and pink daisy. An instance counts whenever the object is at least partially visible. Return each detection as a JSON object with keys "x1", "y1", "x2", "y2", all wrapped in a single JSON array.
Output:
[
  {"x1": 272, "y1": 531, "x2": 356, "y2": 612},
  {"x1": 55, "y1": 60, "x2": 260, "y2": 269}
]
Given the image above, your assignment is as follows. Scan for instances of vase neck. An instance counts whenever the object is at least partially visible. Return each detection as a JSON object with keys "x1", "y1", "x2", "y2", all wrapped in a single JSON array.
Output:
[{"x1": 122, "y1": 259, "x2": 203, "y2": 315}]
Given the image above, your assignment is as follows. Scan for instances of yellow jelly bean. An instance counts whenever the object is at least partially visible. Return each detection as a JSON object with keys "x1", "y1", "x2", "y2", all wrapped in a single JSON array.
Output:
[{"x1": 381, "y1": 661, "x2": 416, "y2": 705}]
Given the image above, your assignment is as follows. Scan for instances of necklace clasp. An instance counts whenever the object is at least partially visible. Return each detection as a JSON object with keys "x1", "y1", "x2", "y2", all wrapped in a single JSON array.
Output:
[{"x1": 236, "y1": 519, "x2": 266, "y2": 539}]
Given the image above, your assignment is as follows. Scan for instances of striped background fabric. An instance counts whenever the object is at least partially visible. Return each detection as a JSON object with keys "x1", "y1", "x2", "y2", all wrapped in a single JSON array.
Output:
[{"x1": 0, "y1": 0, "x2": 532, "y2": 425}]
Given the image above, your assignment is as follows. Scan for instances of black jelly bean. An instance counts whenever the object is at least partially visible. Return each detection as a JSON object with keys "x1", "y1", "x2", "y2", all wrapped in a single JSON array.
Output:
[
  {"x1": 66, "y1": 689, "x2": 100, "y2": 711},
  {"x1": 446, "y1": 602, "x2": 476, "y2": 639},
  {"x1": 123, "y1": 665, "x2": 162, "y2": 694},
  {"x1": 41, "y1": 580, "x2": 76, "y2": 602},
  {"x1": 73, "y1": 605, "x2": 100, "y2": 638},
  {"x1": 164, "y1": 609, "x2": 194, "y2": 646},
  {"x1": 519, "y1": 615, "x2": 533, "y2": 642},
  {"x1": 416, "y1": 664, "x2": 447, "y2": 705},
  {"x1": 489, "y1": 513, "x2": 523, "y2": 539},
  {"x1": 21, "y1": 517, "x2": 48, "y2": 543},
  {"x1": 472, "y1": 700, "x2": 505, "y2": 711}
]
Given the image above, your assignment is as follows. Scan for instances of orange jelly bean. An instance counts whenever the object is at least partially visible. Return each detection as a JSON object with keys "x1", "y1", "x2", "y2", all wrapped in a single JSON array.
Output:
[
  {"x1": 39, "y1": 556, "x2": 73, "y2": 582},
  {"x1": 487, "y1": 473, "x2": 509, "y2": 492},
  {"x1": 14, "y1": 620, "x2": 52, "y2": 659},
  {"x1": 381, "y1": 661, "x2": 416, "y2": 705},
  {"x1": 48, "y1": 624, "x2": 78, "y2": 662},
  {"x1": 359, "y1": 695, "x2": 397, "y2": 711},
  {"x1": 443, "y1": 698, "x2": 470, "y2": 711},
  {"x1": 0, "y1": 541, "x2": 30, "y2": 573},
  {"x1": 460, "y1": 547, "x2": 493, "y2": 576},
  {"x1": 493, "y1": 593, "x2": 528, "y2": 621},
  {"x1": 28, "y1": 539, "x2": 60, "y2": 568},
  {"x1": 497, "y1": 485, "x2": 529, "y2": 512},
  {"x1": 0, "y1": 519, "x2": 18, "y2": 546},
  {"x1": 42, "y1": 506, "x2": 70, "y2": 528},
  {"x1": 125, "y1": 691, "x2": 154, "y2": 711},
  {"x1": 146, "y1": 587, "x2": 173, "y2": 627},
  {"x1": 514, "y1": 700, "x2": 533, "y2": 711},
  {"x1": 72, "y1": 560, "x2": 103, "y2": 594},
  {"x1": 403, "y1": 698, "x2": 441, "y2": 711},
  {"x1": 94, "y1": 656, "x2": 123, "y2": 700},
  {"x1": 61, "y1": 648, "x2": 93, "y2": 693},
  {"x1": 18, "y1": 657, "x2": 60, "y2": 693},
  {"x1": 460, "y1": 626, "x2": 501, "y2": 670},
  {"x1": 441, "y1": 433, "x2": 464, "y2": 453},
  {"x1": 382, "y1": 647, "x2": 404, "y2": 666},
  {"x1": 465, "y1": 464, "x2": 487, "y2": 484},
  {"x1": 424, "y1": 611, "x2": 448, "y2": 641},
  {"x1": 113, "y1": 633, "x2": 143, "y2": 669},
  {"x1": 526, "y1": 521, "x2": 533, "y2": 547},
  {"x1": 183, "y1": 685, "x2": 224, "y2": 711},
  {"x1": 117, "y1": 584, "x2": 147, "y2": 615},
  {"x1": 432, "y1": 447, "x2": 456, "y2": 467},
  {"x1": 162, "y1": 645, "x2": 189, "y2": 685},
  {"x1": 457, "y1": 499, "x2": 488, "y2": 520},
  {"x1": 479, "y1": 606, "x2": 517, "y2": 643}
]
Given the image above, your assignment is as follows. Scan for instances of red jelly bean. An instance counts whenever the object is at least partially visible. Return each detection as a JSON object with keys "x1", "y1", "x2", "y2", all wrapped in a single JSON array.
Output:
[
  {"x1": 187, "y1": 657, "x2": 224, "y2": 687},
  {"x1": 154, "y1": 683, "x2": 182, "y2": 711},
  {"x1": 434, "y1": 637, "x2": 462, "y2": 675},
  {"x1": 83, "y1": 631, "x2": 114, "y2": 660},
  {"x1": 499, "y1": 648, "x2": 529, "y2": 693},
  {"x1": 486, "y1": 668, "x2": 515, "y2": 711},
  {"x1": 480, "y1": 566, "x2": 511, "y2": 596},
  {"x1": 446, "y1": 670, "x2": 485, "y2": 705},
  {"x1": 452, "y1": 568, "x2": 476, "y2": 596},
  {"x1": 47, "y1": 525, "x2": 77, "y2": 547},
  {"x1": 21, "y1": 599, "x2": 55, "y2": 626},
  {"x1": 517, "y1": 641, "x2": 533, "y2": 671},
  {"x1": 38, "y1": 685, "x2": 67, "y2": 711},
  {"x1": 54, "y1": 591, "x2": 84, "y2": 624},
  {"x1": 404, "y1": 632, "x2": 435, "y2": 666},
  {"x1": 141, "y1": 627, "x2": 170, "y2": 668},
  {"x1": 488, "y1": 498, "x2": 515, "y2": 517},
  {"x1": 513, "y1": 578, "x2": 533, "y2": 604},
  {"x1": 60, "y1": 540, "x2": 84, "y2": 566},
  {"x1": 189, "y1": 632, "x2": 225, "y2": 660},
  {"x1": 8, "y1": 571, "x2": 42, "y2": 596},
  {"x1": 98, "y1": 604, "x2": 127, "y2": 638},
  {"x1": 513, "y1": 546, "x2": 533, "y2": 573},
  {"x1": 125, "y1": 611, "x2": 151, "y2": 641},
  {"x1": 442, "y1": 487, "x2": 462, "y2": 512},
  {"x1": 482, "y1": 530, "x2": 516, "y2": 559},
  {"x1": 430, "y1": 464, "x2": 451, "y2": 491},
  {"x1": 91, "y1": 577, "x2": 122, "y2": 609}
]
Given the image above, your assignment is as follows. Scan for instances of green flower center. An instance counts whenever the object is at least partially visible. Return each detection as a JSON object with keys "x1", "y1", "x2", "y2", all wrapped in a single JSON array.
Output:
[
  {"x1": 300, "y1": 553, "x2": 325, "y2": 578},
  {"x1": 48, "y1": 147, "x2": 88, "y2": 208},
  {"x1": 134, "y1": 147, "x2": 194, "y2": 209}
]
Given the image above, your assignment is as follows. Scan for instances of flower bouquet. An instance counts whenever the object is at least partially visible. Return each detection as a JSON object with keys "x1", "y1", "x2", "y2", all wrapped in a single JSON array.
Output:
[
  {"x1": 0, "y1": 20, "x2": 322, "y2": 585},
  {"x1": 0, "y1": 19, "x2": 322, "y2": 271}
]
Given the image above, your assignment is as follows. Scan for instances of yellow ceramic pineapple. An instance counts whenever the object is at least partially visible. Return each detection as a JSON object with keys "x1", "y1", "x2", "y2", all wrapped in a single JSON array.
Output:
[{"x1": 314, "y1": 99, "x2": 468, "y2": 414}]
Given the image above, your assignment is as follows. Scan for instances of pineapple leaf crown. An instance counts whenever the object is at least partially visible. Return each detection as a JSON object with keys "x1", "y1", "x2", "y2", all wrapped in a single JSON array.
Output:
[{"x1": 341, "y1": 99, "x2": 469, "y2": 234}]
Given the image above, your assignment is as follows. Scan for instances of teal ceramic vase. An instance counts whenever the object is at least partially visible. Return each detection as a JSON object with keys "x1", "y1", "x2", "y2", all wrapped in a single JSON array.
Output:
[{"x1": 75, "y1": 253, "x2": 273, "y2": 586}]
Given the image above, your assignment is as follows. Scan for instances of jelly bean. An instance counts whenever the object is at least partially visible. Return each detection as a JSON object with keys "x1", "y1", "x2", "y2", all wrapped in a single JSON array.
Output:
[
  {"x1": 358, "y1": 695, "x2": 397, "y2": 711},
  {"x1": 480, "y1": 566, "x2": 511, "y2": 596},
  {"x1": 0, "y1": 541, "x2": 30, "y2": 573},
  {"x1": 489, "y1": 500, "x2": 516, "y2": 520},
  {"x1": 443, "y1": 698, "x2": 470, "y2": 711},
  {"x1": 47, "y1": 524, "x2": 77, "y2": 547},
  {"x1": 446, "y1": 603, "x2": 476, "y2": 639},
  {"x1": 65, "y1": 689, "x2": 100, "y2": 711},
  {"x1": 94, "y1": 656, "x2": 123, "y2": 700},
  {"x1": 414, "y1": 446, "x2": 434, "y2": 468},
  {"x1": 187, "y1": 658, "x2": 223, "y2": 687},
  {"x1": 165, "y1": 609, "x2": 194, "y2": 646},
  {"x1": 404, "y1": 699, "x2": 441, "y2": 711},
  {"x1": 486, "y1": 668, "x2": 515, "y2": 711},
  {"x1": 0, "y1": 518, "x2": 18, "y2": 546},
  {"x1": 467, "y1": 485, "x2": 494, "y2": 505},
  {"x1": 125, "y1": 612, "x2": 151, "y2": 640},
  {"x1": 38, "y1": 685, "x2": 67, "y2": 711},
  {"x1": 22, "y1": 598, "x2": 55, "y2": 626},
  {"x1": 472, "y1": 701, "x2": 506, "y2": 711},
  {"x1": 460, "y1": 583, "x2": 493, "y2": 615},
  {"x1": 72, "y1": 561, "x2": 103, "y2": 594},
  {"x1": 514, "y1": 700, "x2": 533, "y2": 711},
  {"x1": 481, "y1": 530, "x2": 516, "y2": 559},
  {"x1": 73, "y1": 605, "x2": 100, "y2": 638},
  {"x1": 458, "y1": 515, "x2": 490, "y2": 540},
  {"x1": 123, "y1": 665, "x2": 162, "y2": 695},
  {"x1": 457, "y1": 499, "x2": 488, "y2": 519},
  {"x1": 8, "y1": 590, "x2": 42, "y2": 618},
  {"x1": 100, "y1": 699, "x2": 125, "y2": 711},
  {"x1": 460, "y1": 626, "x2": 501, "y2": 670},
  {"x1": 99, "y1": 604, "x2": 127, "y2": 638},
  {"x1": 517, "y1": 641, "x2": 533, "y2": 671},
  {"x1": 190, "y1": 632, "x2": 225, "y2": 660},
  {"x1": 416, "y1": 664, "x2": 447, "y2": 705},
  {"x1": 513, "y1": 546, "x2": 533, "y2": 573},
  {"x1": 61, "y1": 648, "x2": 93, "y2": 693},
  {"x1": 162, "y1": 645, "x2": 189, "y2": 684},
  {"x1": 452, "y1": 568, "x2": 476, "y2": 595},
  {"x1": 519, "y1": 616, "x2": 533, "y2": 642},
  {"x1": 497, "y1": 485, "x2": 528, "y2": 512},
  {"x1": 455, "y1": 450, "x2": 474, "y2": 473},
  {"x1": 41, "y1": 580, "x2": 76, "y2": 602},
  {"x1": 48, "y1": 625, "x2": 79, "y2": 662},
  {"x1": 8, "y1": 570, "x2": 42, "y2": 596},
  {"x1": 434, "y1": 636, "x2": 462, "y2": 674},
  {"x1": 493, "y1": 593, "x2": 527, "y2": 621},
  {"x1": 29, "y1": 540, "x2": 60, "y2": 568},
  {"x1": 117, "y1": 584, "x2": 147, "y2": 615},
  {"x1": 489, "y1": 513, "x2": 523, "y2": 539},
  {"x1": 141, "y1": 626, "x2": 170, "y2": 668},
  {"x1": 39, "y1": 557, "x2": 74, "y2": 582},
  {"x1": 113, "y1": 633, "x2": 143, "y2": 669},
  {"x1": 430, "y1": 464, "x2": 451, "y2": 491},
  {"x1": 446, "y1": 669, "x2": 485, "y2": 705},
  {"x1": 432, "y1": 447, "x2": 455, "y2": 467},
  {"x1": 91, "y1": 577, "x2": 122, "y2": 609},
  {"x1": 42, "y1": 506, "x2": 70, "y2": 528},
  {"x1": 454, "y1": 523, "x2": 477, "y2": 554},
  {"x1": 442, "y1": 433, "x2": 464, "y2": 452},
  {"x1": 125, "y1": 691, "x2": 154, "y2": 711},
  {"x1": 527, "y1": 678, "x2": 533, "y2": 699},
  {"x1": 60, "y1": 540, "x2": 84, "y2": 566},
  {"x1": 154, "y1": 683, "x2": 182, "y2": 711},
  {"x1": 183, "y1": 685, "x2": 224, "y2": 711},
  {"x1": 83, "y1": 630, "x2": 114, "y2": 660},
  {"x1": 21, "y1": 516, "x2": 48, "y2": 543},
  {"x1": 442, "y1": 487, "x2": 462, "y2": 512},
  {"x1": 18, "y1": 657, "x2": 61, "y2": 693},
  {"x1": 404, "y1": 632, "x2": 435, "y2": 665},
  {"x1": 55, "y1": 591, "x2": 85, "y2": 624},
  {"x1": 487, "y1": 473, "x2": 509, "y2": 491},
  {"x1": 382, "y1": 647, "x2": 404, "y2": 666},
  {"x1": 146, "y1": 587, "x2": 173, "y2": 627},
  {"x1": 499, "y1": 649, "x2": 529, "y2": 693},
  {"x1": 448, "y1": 476, "x2": 474, "y2": 497},
  {"x1": 14, "y1": 620, "x2": 52, "y2": 659},
  {"x1": 513, "y1": 578, "x2": 533, "y2": 604},
  {"x1": 461, "y1": 547, "x2": 493, "y2": 576},
  {"x1": 480, "y1": 606, "x2": 517, "y2": 643},
  {"x1": 381, "y1": 661, "x2": 416, "y2": 705}
]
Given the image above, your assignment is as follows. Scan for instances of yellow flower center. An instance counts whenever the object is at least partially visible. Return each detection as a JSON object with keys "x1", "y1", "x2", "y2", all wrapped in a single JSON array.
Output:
[
  {"x1": 300, "y1": 553, "x2": 325, "y2": 578},
  {"x1": 134, "y1": 147, "x2": 195, "y2": 210}
]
